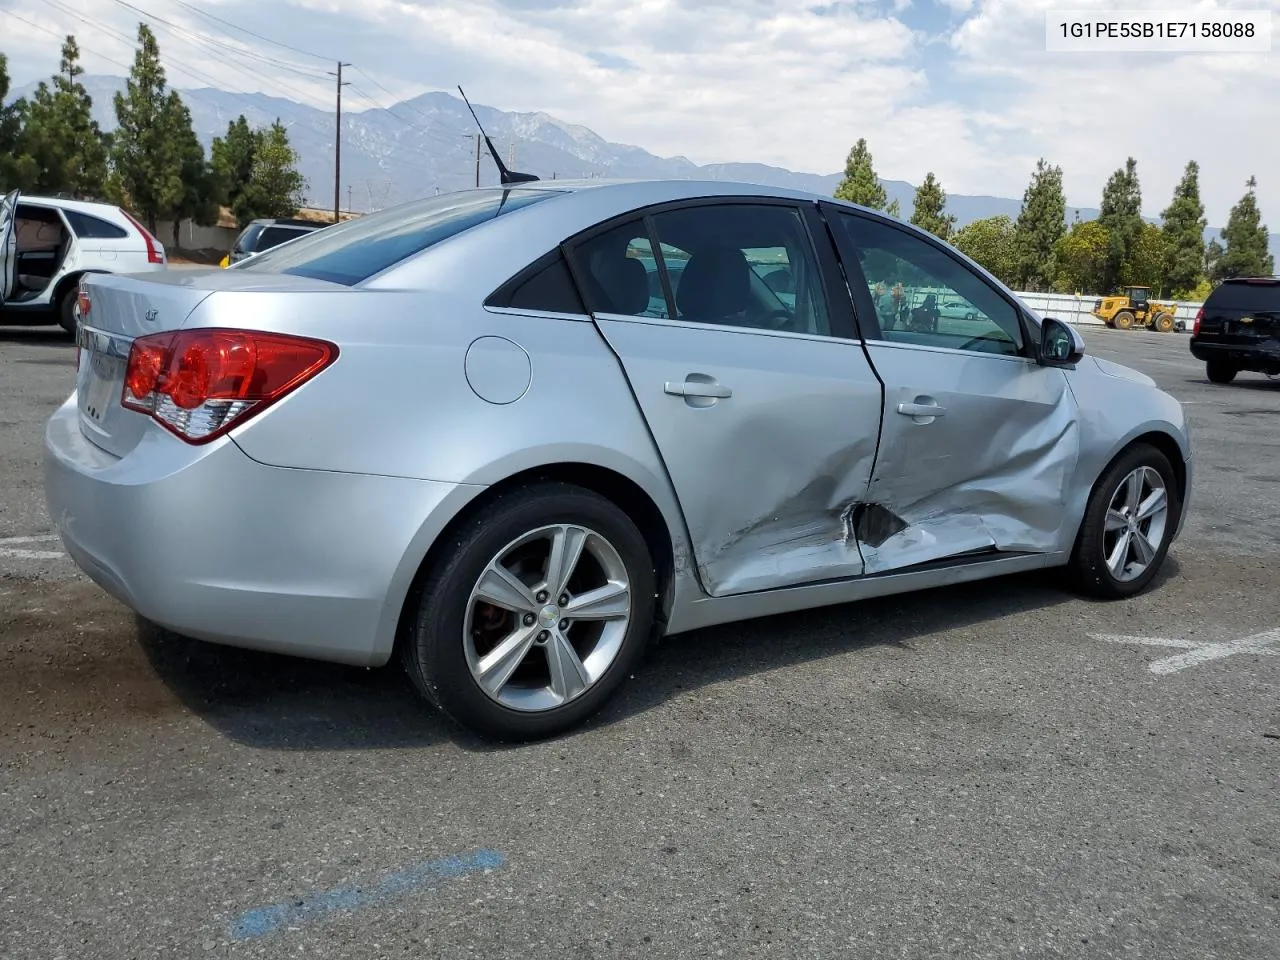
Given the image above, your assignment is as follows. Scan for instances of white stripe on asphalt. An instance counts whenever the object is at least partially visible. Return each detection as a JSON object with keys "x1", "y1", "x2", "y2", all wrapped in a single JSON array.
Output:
[{"x1": 0, "y1": 534, "x2": 67, "y2": 561}]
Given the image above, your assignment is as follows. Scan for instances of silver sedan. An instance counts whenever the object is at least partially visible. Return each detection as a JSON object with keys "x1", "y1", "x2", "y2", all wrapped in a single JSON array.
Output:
[{"x1": 42, "y1": 179, "x2": 1193, "y2": 740}]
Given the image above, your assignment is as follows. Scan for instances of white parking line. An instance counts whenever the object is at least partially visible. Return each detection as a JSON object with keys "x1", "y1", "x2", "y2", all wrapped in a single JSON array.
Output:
[
  {"x1": 1091, "y1": 629, "x2": 1280, "y2": 674},
  {"x1": 0, "y1": 534, "x2": 66, "y2": 561}
]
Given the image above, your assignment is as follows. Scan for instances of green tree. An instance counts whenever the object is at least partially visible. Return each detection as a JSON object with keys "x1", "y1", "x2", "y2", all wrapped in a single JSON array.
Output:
[
  {"x1": 1052, "y1": 219, "x2": 1110, "y2": 293},
  {"x1": 211, "y1": 115, "x2": 260, "y2": 225},
  {"x1": 1159, "y1": 160, "x2": 1207, "y2": 297},
  {"x1": 1012, "y1": 158, "x2": 1066, "y2": 291},
  {"x1": 833, "y1": 138, "x2": 888, "y2": 210},
  {"x1": 1097, "y1": 157, "x2": 1144, "y2": 292},
  {"x1": 0, "y1": 53, "x2": 37, "y2": 190},
  {"x1": 952, "y1": 214, "x2": 1017, "y2": 285},
  {"x1": 1217, "y1": 176, "x2": 1274, "y2": 279},
  {"x1": 20, "y1": 36, "x2": 110, "y2": 198},
  {"x1": 248, "y1": 119, "x2": 306, "y2": 219},
  {"x1": 910, "y1": 172, "x2": 956, "y2": 240},
  {"x1": 885, "y1": 198, "x2": 901, "y2": 218},
  {"x1": 1122, "y1": 222, "x2": 1168, "y2": 292},
  {"x1": 1204, "y1": 237, "x2": 1225, "y2": 282},
  {"x1": 109, "y1": 24, "x2": 174, "y2": 233},
  {"x1": 158, "y1": 90, "x2": 217, "y2": 248}
]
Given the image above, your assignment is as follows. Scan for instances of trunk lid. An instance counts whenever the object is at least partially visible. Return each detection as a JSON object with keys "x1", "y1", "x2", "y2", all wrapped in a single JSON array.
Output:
[
  {"x1": 1196, "y1": 278, "x2": 1280, "y2": 343},
  {"x1": 73, "y1": 269, "x2": 344, "y2": 458}
]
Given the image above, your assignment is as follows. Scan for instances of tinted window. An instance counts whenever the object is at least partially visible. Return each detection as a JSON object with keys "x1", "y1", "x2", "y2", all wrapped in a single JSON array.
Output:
[
  {"x1": 573, "y1": 220, "x2": 671, "y2": 319},
  {"x1": 232, "y1": 224, "x2": 263, "y2": 254},
  {"x1": 1206, "y1": 279, "x2": 1280, "y2": 311},
  {"x1": 833, "y1": 212, "x2": 1023, "y2": 356},
  {"x1": 63, "y1": 210, "x2": 128, "y2": 239},
  {"x1": 238, "y1": 188, "x2": 560, "y2": 286},
  {"x1": 492, "y1": 251, "x2": 585, "y2": 314},
  {"x1": 257, "y1": 225, "x2": 313, "y2": 251},
  {"x1": 573, "y1": 204, "x2": 831, "y2": 336}
]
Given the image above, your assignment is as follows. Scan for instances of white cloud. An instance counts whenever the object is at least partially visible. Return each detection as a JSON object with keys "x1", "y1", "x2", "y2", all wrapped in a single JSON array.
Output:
[{"x1": 2, "y1": 0, "x2": 1276, "y2": 227}]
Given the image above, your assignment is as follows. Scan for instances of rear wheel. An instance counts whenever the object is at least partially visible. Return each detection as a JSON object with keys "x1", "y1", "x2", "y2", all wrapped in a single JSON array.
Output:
[
  {"x1": 1112, "y1": 310, "x2": 1135, "y2": 330},
  {"x1": 1206, "y1": 360, "x2": 1238, "y2": 384},
  {"x1": 401, "y1": 482, "x2": 656, "y2": 741},
  {"x1": 56, "y1": 285, "x2": 78, "y2": 336},
  {"x1": 1068, "y1": 443, "x2": 1179, "y2": 599},
  {"x1": 1152, "y1": 312, "x2": 1175, "y2": 333}
]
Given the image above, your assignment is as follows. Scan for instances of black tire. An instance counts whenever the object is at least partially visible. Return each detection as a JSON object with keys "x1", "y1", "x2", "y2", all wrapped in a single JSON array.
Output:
[
  {"x1": 401, "y1": 481, "x2": 656, "y2": 741},
  {"x1": 1206, "y1": 360, "x2": 1238, "y2": 384},
  {"x1": 57, "y1": 284, "x2": 79, "y2": 336},
  {"x1": 1068, "y1": 443, "x2": 1180, "y2": 600},
  {"x1": 1112, "y1": 310, "x2": 1135, "y2": 330},
  {"x1": 1152, "y1": 313, "x2": 1175, "y2": 333}
]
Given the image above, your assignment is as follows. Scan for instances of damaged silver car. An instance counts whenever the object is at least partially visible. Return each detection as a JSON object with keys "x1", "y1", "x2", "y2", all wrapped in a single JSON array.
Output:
[{"x1": 44, "y1": 179, "x2": 1192, "y2": 741}]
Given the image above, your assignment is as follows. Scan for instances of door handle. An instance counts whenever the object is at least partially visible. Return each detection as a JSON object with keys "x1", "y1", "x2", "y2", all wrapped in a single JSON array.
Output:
[
  {"x1": 897, "y1": 401, "x2": 945, "y2": 418},
  {"x1": 665, "y1": 379, "x2": 732, "y2": 399}
]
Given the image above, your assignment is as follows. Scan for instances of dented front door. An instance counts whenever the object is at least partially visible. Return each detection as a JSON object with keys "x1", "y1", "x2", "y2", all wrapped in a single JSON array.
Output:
[
  {"x1": 824, "y1": 204, "x2": 1081, "y2": 573},
  {"x1": 567, "y1": 201, "x2": 883, "y2": 597},
  {"x1": 0, "y1": 189, "x2": 18, "y2": 303}
]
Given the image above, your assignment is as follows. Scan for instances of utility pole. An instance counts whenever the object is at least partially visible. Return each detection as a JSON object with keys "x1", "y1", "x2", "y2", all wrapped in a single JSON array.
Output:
[
  {"x1": 474, "y1": 134, "x2": 482, "y2": 188},
  {"x1": 347, "y1": 184, "x2": 353, "y2": 216},
  {"x1": 329, "y1": 61, "x2": 351, "y2": 224}
]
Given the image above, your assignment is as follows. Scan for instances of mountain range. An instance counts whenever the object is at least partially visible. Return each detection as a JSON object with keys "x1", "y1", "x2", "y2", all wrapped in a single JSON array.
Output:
[{"x1": 10, "y1": 74, "x2": 1278, "y2": 259}]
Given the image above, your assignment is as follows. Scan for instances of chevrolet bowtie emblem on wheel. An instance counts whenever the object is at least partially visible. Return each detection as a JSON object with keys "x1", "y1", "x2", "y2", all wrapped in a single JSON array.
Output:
[{"x1": 144, "y1": 308, "x2": 158, "y2": 322}]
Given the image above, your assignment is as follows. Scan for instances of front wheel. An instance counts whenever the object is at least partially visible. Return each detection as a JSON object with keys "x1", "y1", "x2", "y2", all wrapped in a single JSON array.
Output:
[
  {"x1": 1068, "y1": 443, "x2": 1180, "y2": 599},
  {"x1": 1152, "y1": 312, "x2": 1175, "y2": 333},
  {"x1": 401, "y1": 482, "x2": 656, "y2": 741},
  {"x1": 1112, "y1": 310, "x2": 1135, "y2": 330},
  {"x1": 1206, "y1": 360, "x2": 1238, "y2": 384}
]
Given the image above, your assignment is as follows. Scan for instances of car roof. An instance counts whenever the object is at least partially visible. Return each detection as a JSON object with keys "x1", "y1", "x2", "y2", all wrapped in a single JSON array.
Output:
[
  {"x1": 250, "y1": 218, "x2": 324, "y2": 228},
  {"x1": 16, "y1": 194, "x2": 127, "y2": 216}
]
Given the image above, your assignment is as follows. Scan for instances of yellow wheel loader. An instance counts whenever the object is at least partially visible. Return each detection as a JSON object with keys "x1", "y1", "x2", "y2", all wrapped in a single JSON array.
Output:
[{"x1": 1092, "y1": 286, "x2": 1178, "y2": 333}]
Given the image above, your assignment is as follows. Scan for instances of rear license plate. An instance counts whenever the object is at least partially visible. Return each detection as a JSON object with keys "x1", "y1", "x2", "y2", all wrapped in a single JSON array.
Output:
[{"x1": 82, "y1": 352, "x2": 124, "y2": 422}]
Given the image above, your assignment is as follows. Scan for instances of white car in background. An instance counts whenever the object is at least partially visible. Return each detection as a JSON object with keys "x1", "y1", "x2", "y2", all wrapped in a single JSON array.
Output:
[{"x1": 0, "y1": 190, "x2": 168, "y2": 334}]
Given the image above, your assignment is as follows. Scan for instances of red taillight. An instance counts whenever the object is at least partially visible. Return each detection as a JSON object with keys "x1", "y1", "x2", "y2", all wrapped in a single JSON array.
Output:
[
  {"x1": 122, "y1": 329, "x2": 337, "y2": 444},
  {"x1": 1193, "y1": 307, "x2": 1203, "y2": 336},
  {"x1": 118, "y1": 208, "x2": 164, "y2": 264}
]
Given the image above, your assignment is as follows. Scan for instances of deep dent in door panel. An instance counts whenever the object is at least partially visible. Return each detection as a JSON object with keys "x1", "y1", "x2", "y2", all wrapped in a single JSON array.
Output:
[
  {"x1": 696, "y1": 440, "x2": 872, "y2": 595},
  {"x1": 857, "y1": 389, "x2": 1080, "y2": 572}
]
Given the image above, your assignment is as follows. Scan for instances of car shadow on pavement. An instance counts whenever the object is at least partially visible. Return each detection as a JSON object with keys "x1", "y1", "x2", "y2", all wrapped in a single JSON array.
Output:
[
  {"x1": 133, "y1": 556, "x2": 1182, "y2": 753},
  {"x1": 0, "y1": 326, "x2": 74, "y2": 347}
]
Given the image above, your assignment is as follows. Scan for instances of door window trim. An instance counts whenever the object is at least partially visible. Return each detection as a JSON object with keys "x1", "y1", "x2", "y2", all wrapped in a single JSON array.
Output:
[
  {"x1": 818, "y1": 201, "x2": 1039, "y2": 360},
  {"x1": 561, "y1": 196, "x2": 860, "y2": 342}
]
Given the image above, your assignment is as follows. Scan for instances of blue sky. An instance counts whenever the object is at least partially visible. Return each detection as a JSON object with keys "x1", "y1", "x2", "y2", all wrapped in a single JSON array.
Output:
[{"x1": 3, "y1": 0, "x2": 1277, "y2": 227}]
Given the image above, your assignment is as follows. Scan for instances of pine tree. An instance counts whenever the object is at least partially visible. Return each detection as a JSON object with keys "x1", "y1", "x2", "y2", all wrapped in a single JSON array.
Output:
[
  {"x1": 0, "y1": 53, "x2": 37, "y2": 190},
  {"x1": 1159, "y1": 161, "x2": 1207, "y2": 297},
  {"x1": 109, "y1": 24, "x2": 174, "y2": 233},
  {"x1": 1218, "y1": 176, "x2": 1274, "y2": 279},
  {"x1": 1204, "y1": 237, "x2": 1225, "y2": 282},
  {"x1": 1097, "y1": 157, "x2": 1143, "y2": 292},
  {"x1": 250, "y1": 119, "x2": 307, "y2": 219},
  {"x1": 909, "y1": 172, "x2": 955, "y2": 240},
  {"x1": 833, "y1": 138, "x2": 887, "y2": 210},
  {"x1": 885, "y1": 198, "x2": 901, "y2": 218},
  {"x1": 1012, "y1": 159, "x2": 1066, "y2": 291},
  {"x1": 212, "y1": 115, "x2": 261, "y2": 226},
  {"x1": 20, "y1": 36, "x2": 110, "y2": 198},
  {"x1": 158, "y1": 91, "x2": 217, "y2": 248}
]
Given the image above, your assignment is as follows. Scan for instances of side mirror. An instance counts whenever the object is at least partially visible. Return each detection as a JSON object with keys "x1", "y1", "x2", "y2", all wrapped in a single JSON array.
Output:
[{"x1": 1039, "y1": 316, "x2": 1085, "y2": 367}]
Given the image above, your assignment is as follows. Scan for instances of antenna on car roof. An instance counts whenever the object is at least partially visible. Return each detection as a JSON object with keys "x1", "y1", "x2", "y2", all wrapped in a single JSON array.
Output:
[{"x1": 457, "y1": 85, "x2": 539, "y2": 186}]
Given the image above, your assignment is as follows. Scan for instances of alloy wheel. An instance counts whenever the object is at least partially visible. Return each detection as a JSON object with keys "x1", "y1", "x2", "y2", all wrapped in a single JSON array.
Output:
[
  {"x1": 1102, "y1": 466, "x2": 1169, "y2": 583},
  {"x1": 463, "y1": 524, "x2": 633, "y2": 712}
]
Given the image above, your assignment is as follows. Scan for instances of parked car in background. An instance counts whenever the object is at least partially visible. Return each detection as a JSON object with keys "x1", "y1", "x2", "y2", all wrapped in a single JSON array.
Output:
[
  {"x1": 45, "y1": 179, "x2": 1193, "y2": 742},
  {"x1": 0, "y1": 190, "x2": 167, "y2": 334},
  {"x1": 219, "y1": 218, "x2": 326, "y2": 267},
  {"x1": 1189, "y1": 276, "x2": 1280, "y2": 383}
]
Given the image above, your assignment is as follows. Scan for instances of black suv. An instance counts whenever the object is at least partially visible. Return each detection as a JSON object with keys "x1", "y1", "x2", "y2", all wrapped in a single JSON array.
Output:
[
  {"x1": 224, "y1": 218, "x2": 325, "y2": 266},
  {"x1": 1189, "y1": 277, "x2": 1280, "y2": 384}
]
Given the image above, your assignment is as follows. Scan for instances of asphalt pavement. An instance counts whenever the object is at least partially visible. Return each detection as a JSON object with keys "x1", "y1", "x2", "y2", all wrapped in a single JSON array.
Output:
[{"x1": 1, "y1": 320, "x2": 1278, "y2": 960}]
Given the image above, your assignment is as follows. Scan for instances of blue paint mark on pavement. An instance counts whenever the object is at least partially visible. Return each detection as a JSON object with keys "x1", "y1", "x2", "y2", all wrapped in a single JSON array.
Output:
[{"x1": 229, "y1": 848, "x2": 505, "y2": 940}]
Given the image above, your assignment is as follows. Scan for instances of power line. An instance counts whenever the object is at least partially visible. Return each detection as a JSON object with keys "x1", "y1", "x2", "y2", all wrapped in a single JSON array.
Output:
[{"x1": 163, "y1": 0, "x2": 333, "y2": 62}]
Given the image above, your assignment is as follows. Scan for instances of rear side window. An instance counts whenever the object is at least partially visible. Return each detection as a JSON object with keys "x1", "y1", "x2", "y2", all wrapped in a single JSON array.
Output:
[
  {"x1": 487, "y1": 250, "x2": 585, "y2": 314},
  {"x1": 257, "y1": 225, "x2": 312, "y2": 251},
  {"x1": 63, "y1": 210, "x2": 128, "y2": 239},
  {"x1": 233, "y1": 224, "x2": 263, "y2": 254},
  {"x1": 1206, "y1": 279, "x2": 1280, "y2": 311},
  {"x1": 238, "y1": 188, "x2": 561, "y2": 286}
]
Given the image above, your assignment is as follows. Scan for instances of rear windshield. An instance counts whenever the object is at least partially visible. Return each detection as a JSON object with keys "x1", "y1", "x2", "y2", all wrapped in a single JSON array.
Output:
[
  {"x1": 1206, "y1": 279, "x2": 1280, "y2": 311},
  {"x1": 232, "y1": 224, "x2": 263, "y2": 254},
  {"x1": 236, "y1": 188, "x2": 561, "y2": 286}
]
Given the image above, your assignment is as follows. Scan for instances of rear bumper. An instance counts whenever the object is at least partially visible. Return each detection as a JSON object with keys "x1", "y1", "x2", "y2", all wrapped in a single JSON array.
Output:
[
  {"x1": 1189, "y1": 338, "x2": 1280, "y2": 370},
  {"x1": 43, "y1": 395, "x2": 483, "y2": 666}
]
